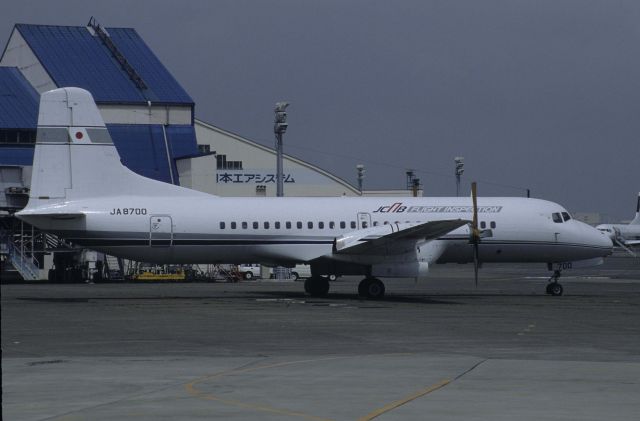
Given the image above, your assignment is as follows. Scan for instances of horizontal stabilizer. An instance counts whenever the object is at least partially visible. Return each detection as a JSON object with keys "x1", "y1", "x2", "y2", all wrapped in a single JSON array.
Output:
[{"x1": 15, "y1": 211, "x2": 86, "y2": 231}]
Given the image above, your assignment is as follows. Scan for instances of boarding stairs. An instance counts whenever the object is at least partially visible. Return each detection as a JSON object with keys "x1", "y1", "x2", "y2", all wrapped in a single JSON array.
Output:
[
  {"x1": 1, "y1": 221, "x2": 41, "y2": 281},
  {"x1": 105, "y1": 254, "x2": 124, "y2": 280},
  {"x1": 214, "y1": 264, "x2": 241, "y2": 282}
]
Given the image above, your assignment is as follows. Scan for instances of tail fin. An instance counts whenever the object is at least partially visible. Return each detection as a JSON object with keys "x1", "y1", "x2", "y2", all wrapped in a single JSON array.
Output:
[
  {"x1": 631, "y1": 193, "x2": 640, "y2": 225},
  {"x1": 22, "y1": 87, "x2": 201, "y2": 211}
]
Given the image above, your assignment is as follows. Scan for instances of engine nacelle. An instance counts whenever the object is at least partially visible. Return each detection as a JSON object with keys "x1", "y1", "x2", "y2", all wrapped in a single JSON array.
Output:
[
  {"x1": 370, "y1": 240, "x2": 448, "y2": 278},
  {"x1": 372, "y1": 261, "x2": 430, "y2": 278}
]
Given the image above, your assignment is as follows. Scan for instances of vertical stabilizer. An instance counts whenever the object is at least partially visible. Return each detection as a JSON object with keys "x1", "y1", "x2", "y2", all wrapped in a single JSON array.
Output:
[{"x1": 22, "y1": 87, "x2": 204, "y2": 212}]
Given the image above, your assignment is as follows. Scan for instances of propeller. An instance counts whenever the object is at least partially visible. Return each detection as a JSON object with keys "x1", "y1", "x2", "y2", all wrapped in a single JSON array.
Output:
[
  {"x1": 470, "y1": 182, "x2": 481, "y2": 287},
  {"x1": 612, "y1": 229, "x2": 637, "y2": 257}
]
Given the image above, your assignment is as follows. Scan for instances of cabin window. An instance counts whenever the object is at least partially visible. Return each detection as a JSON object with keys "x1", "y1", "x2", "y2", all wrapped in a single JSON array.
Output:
[
  {"x1": 220, "y1": 222, "x2": 226, "y2": 229},
  {"x1": 242, "y1": 222, "x2": 248, "y2": 229},
  {"x1": 384, "y1": 221, "x2": 389, "y2": 225},
  {"x1": 253, "y1": 222, "x2": 259, "y2": 229},
  {"x1": 490, "y1": 221, "x2": 496, "y2": 229},
  {"x1": 264, "y1": 222, "x2": 270, "y2": 229},
  {"x1": 480, "y1": 221, "x2": 486, "y2": 229},
  {"x1": 362, "y1": 221, "x2": 368, "y2": 229},
  {"x1": 318, "y1": 222, "x2": 324, "y2": 229},
  {"x1": 351, "y1": 221, "x2": 356, "y2": 229},
  {"x1": 552, "y1": 213, "x2": 563, "y2": 223},
  {"x1": 286, "y1": 222, "x2": 292, "y2": 229},
  {"x1": 329, "y1": 221, "x2": 335, "y2": 229},
  {"x1": 562, "y1": 212, "x2": 571, "y2": 221},
  {"x1": 297, "y1": 222, "x2": 303, "y2": 229},
  {"x1": 373, "y1": 221, "x2": 379, "y2": 226},
  {"x1": 275, "y1": 222, "x2": 281, "y2": 229},
  {"x1": 231, "y1": 222, "x2": 237, "y2": 229},
  {"x1": 308, "y1": 222, "x2": 314, "y2": 229},
  {"x1": 340, "y1": 221, "x2": 346, "y2": 229}
]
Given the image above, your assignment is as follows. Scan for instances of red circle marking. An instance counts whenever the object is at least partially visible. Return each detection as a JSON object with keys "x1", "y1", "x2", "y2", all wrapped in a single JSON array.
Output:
[{"x1": 75, "y1": 131, "x2": 83, "y2": 140}]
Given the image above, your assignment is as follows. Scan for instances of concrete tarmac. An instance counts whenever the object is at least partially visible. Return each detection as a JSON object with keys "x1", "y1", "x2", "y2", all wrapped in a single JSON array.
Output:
[{"x1": 2, "y1": 254, "x2": 639, "y2": 420}]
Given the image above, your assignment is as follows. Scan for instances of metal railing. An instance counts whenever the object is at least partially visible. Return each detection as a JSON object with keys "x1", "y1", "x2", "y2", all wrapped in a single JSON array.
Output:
[{"x1": 6, "y1": 238, "x2": 40, "y2": 280}]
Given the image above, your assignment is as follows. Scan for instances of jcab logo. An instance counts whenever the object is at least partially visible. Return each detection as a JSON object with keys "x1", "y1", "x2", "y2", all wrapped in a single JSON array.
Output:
[{"x1": 373, "y1": 202, "x2": 406, "y2": 213}]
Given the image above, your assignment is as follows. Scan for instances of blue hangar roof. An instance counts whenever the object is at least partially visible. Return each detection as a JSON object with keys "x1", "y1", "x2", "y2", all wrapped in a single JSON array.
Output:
[
  {"x1": 1, "y1": 23, "x2": 200, "y2": 184},
  {"x1": 0, "y1": 67, "x2": 39, "y2": 129},
  {"x1": 14, "y1": 24, "x2": 193, "y2": 105}
]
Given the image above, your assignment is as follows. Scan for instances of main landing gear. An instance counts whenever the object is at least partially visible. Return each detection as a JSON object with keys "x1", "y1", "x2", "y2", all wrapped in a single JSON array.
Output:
[
  {"x1": 546, "y1": 270, "x2": 564, "y2": 296},
  {"x1": 303, "y1": 275, "x2": 386, "y2": 299},
  {"x1": 304, "y1": 276, "x2": 330, "y2": 297},
  {"x1": 358, "y1": 277, "x2": 385, "y2": 300}
]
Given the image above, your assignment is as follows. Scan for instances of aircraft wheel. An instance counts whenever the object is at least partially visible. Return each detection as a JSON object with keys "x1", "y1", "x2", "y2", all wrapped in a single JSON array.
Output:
[
  {"x1": 328, "y1": 274, "x2": 337, "y2": 281},
  {"x1": 358, "y1": 278, "x2": 385, "y2": 299},
  {"x1": 291, "y1": 272, "x2": 299, "y2": 281},
  {"x1": 304, "y1": 277, "x2": 329, "y2": 297},
  {"x1": 549, "y1": 283, "x2": 563, "y2": 296},
  {"x1": 243, "y1": 272, "x2": 253, "y2": 280},
  {"x1": 358, "y1": 278, "x2": 370, "y2": 297}
]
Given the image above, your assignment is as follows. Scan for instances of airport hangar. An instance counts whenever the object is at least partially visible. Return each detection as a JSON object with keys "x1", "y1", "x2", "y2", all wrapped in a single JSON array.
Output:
[{"x1": 0, "y1": 21, "x2": 414, "y2": 282}]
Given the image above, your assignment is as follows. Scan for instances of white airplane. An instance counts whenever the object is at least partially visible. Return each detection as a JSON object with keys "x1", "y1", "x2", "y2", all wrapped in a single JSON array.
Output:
[
  {"x1": 16, "y1": 88, "x2": 613, "y2": 297},
  {"x1": 596, "y1": 193, "x2": 640, "y2": 256}
]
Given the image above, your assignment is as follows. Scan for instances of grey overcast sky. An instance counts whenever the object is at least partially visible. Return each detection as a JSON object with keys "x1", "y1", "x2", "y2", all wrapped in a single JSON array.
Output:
[{"x1": 1, "y1": 0, "x2": 638, "y2": 221}]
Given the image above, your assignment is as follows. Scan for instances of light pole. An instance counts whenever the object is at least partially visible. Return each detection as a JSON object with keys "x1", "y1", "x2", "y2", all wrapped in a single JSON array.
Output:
[
  {"x1": 356, "y1": 164, "x2": 365, "y2": 194},
  {"x1": 406, "y1": 170, "x2": 415, "y2": 190},
  {"x1": 274, "y1": 102, "x2": 289, "y2": 197},
  {"x1": 454, "y1": 157, "x2": 464, "y2": 197},
  {"x1": 412, "y1": 178, "x2": 421, "y2": 197}
]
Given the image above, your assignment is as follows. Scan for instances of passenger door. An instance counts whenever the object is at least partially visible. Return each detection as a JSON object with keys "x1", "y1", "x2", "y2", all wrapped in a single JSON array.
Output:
[{"x1": 149, "y1": 215, "x2": 173, "y2": 247}]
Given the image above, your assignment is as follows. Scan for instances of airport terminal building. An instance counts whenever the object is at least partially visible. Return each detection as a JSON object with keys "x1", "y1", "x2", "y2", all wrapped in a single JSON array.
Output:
[{"x1": 0, "y1": 20, "x2": 399, "y2": 281}]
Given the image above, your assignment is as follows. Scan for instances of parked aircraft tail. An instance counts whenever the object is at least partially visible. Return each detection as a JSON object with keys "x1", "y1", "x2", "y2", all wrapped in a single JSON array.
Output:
[
  {"x1": 631, "y1": 193, "x2": 640, "y2": 225},
  {"x1": 22, "y1": 87, "x2": 203, "y2": 212}
]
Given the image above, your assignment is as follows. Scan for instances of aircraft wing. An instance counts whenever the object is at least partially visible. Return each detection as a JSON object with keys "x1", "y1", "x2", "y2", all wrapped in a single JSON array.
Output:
[
  {"x1": 334, "y1": 219, "x2": 469, "y2": 256},
  {"x1": 625, "y1": 240, "x2": 640, "y2": 246}
]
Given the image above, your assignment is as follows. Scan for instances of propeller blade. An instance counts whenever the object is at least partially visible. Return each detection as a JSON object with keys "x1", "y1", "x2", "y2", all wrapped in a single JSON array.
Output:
[
  {"x1": 473, "y1": 241, "x2": 479, "y2": 287},
  {"x1": 471, "y1": 182, "x2": 479, "y2": 236},
  {"x1": 471, "y1": 182, "x2": 480, "y2": 287}
]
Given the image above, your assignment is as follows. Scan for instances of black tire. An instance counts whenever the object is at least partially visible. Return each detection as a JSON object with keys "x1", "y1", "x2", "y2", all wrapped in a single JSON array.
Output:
[
  {"x1": 243, "y1": 271, "x2": 253, "y2": 280},
  {"x1": 304, "y1": 277, "x2": 329, "y2": 296},
  {"x1": 358, "y1": 278, "x2": 371, "y2": 297},
  {"x1": 358, "y1": 278, "x2": 385, "y2": 299},
  {"x1": 366, "y1": 278, "x2": 385, "y2": 299},
  {"x1": 328, "y1": 274, "x2": 337, "y2": 281},
  {"x1": 550, "y1": 283, "x2": 563, "y2": 296},
  {"x1": 291, "y1": 272, "x2": 299, "y2": 281}
]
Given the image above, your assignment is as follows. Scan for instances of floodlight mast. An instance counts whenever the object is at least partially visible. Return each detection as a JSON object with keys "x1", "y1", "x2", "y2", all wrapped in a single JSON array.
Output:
[
  {"x1": 356, "y1": 164, "x2": 365, "y2": 194},
  {"x1": 274, "y1": 102, "x2": 289, "y2": 197},
  {"x1": 454, "y1": 157, "x2": 464, "y2": 197}
]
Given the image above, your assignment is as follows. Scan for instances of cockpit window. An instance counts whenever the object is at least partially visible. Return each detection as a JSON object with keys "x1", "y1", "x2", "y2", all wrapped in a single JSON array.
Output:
[
  {"x1": 552, "y1": 213, "x2": 563, "y2": 223},
  {"x1": 561, "y1": 212, "x2": 571, "y2": 221}
]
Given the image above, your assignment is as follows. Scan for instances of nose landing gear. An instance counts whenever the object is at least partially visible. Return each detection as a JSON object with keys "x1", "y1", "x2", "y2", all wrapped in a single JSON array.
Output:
[{"x1": 546, "y1": 270, "x2": 564, "y2": 296}]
